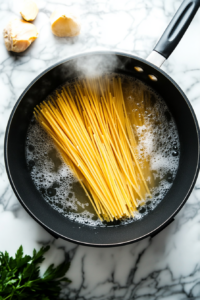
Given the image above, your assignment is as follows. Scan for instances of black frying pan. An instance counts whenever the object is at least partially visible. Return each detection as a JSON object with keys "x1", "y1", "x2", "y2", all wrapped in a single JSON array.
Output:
[{"x1": 4, "y1": 0, "x2": 200, "y2": 247}]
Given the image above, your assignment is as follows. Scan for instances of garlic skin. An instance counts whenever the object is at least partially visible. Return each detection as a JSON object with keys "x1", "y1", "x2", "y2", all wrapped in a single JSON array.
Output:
[
  {"x1": 50, "y1": 10, "x2": 81, "y2": 37},
  {"x1": 20, "y1": 0, "x2": 38, "y2": 22},
  {"x1": 3, "y1": 18, "x2": 38, "y2": 53}
]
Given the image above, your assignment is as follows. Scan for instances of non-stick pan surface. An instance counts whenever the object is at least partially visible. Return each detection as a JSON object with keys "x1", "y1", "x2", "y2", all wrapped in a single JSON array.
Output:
[{"x1": 4, "y1": 0, "x2": 200, "y2": 246}]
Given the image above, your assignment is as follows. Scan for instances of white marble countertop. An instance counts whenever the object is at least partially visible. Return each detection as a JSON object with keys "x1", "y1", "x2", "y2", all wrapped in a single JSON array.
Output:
[{"x1": 1, "y1": 0, "x2": 200, "y2": 299}]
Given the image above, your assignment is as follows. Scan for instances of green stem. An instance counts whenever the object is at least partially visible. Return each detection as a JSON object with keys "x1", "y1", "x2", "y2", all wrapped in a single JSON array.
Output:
[
  {"x1": 3, "y1": 291, "x2": 14, "y2": 300},
  {"x1": 3, "y1": 296, "x2": 11, "y2": 300}
]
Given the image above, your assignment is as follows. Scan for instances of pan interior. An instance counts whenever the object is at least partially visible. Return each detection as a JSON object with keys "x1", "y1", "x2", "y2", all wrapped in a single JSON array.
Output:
[
  {"x1": 5, "y1": 53, "x2": 200, "y2": 246},
  {"x1": 25, "y1": 73, "x2": 180, "y2": 228}
]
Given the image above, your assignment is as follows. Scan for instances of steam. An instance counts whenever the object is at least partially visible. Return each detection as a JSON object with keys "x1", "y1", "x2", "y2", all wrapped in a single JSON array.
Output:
[{"x1": 74, "y1": 53, "x2": 122, "y2": 77}]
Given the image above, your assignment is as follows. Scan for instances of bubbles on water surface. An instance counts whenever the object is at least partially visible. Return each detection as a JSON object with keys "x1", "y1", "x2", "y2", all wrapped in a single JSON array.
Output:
[{"x1": 25, "y1": 75, "x2": 180, "y2": 227}]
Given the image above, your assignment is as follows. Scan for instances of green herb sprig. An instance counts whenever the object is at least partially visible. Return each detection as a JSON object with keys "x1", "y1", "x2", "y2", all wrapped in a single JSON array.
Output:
[{"x1": 0, "y1": 245, "x2": 71, "y2": 300}]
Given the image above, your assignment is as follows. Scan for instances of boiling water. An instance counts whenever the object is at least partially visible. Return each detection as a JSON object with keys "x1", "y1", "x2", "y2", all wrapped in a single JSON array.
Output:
[{"x1": 25, "y1": 76, "x2": 180, "y2": 227}]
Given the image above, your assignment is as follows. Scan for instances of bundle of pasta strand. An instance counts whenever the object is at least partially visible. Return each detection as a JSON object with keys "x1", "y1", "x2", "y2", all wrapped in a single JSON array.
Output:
[{"x1": 34, "y1": 76, "x2": 152, "y2": 222}]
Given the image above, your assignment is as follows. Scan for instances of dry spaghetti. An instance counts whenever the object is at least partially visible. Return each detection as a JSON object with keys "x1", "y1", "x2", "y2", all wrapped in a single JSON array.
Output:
[{"x1": 34, "y1": 76, "x2": 152, "y2": 222}]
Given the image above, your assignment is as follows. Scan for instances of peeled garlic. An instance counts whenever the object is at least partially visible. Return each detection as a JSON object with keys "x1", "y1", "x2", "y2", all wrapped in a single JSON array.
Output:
[
  {"x1": 20, "y1": 0, "x2": 38, "y2": 21},
  {"x1": 3, "y1": 18, "x2": 38, "y2": 53},
  {"x1": 50, "y1": 10, "x2": 81, "y2": 37}
]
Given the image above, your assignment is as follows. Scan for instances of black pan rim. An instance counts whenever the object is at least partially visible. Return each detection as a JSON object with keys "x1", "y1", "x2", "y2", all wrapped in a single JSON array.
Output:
[{"x1": 4, "y1": 50, "x2": 200, "y2": 247}]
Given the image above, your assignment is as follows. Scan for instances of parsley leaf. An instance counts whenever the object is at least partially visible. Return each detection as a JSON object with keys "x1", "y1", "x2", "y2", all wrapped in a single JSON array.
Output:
[{"x1": 0, "y1": 245, "x2": 71, "y2": 299}]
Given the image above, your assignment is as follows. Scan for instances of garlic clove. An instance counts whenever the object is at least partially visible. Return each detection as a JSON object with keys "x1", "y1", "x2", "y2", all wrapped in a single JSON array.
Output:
[
  {"x1": 50, "y1": 10, "x2": 81, "y2": 37},
  {"x1": 3, "y1": 18, "x2": 38, "y2": 53},
  {"x1": 20, "y1": 0, "x2": 38, "y2": 22}
]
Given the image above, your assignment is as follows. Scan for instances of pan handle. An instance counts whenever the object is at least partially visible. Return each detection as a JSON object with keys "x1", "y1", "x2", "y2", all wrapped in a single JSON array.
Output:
[{"x1": 147, "y1": 0, "x2": 200, "y2": 67}]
